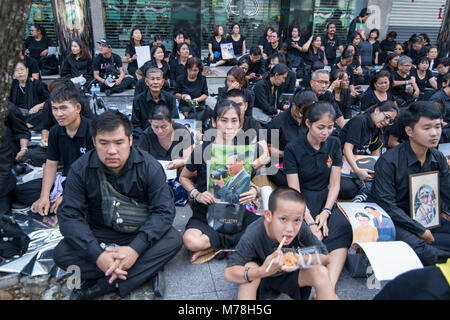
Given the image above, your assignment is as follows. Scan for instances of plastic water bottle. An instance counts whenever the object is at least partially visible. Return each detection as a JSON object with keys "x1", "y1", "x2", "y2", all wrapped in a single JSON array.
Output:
[
  {"x1": 210, "y1": 63, "x2": 216, "y2": 71},
  {"x1": 91, "y1": 83, "x2": 96, "y2": 95},
  {"x1": 92, "y1": 83, "x2": 100, "y2": 96}
]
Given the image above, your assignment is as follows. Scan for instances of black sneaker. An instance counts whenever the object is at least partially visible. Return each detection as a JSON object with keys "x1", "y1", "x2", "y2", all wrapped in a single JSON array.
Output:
[
  {"x1": 70, "y1": 278, "x2": 116, "y2": 300},
  {"x1": 151, "y1": 271, "x2": 165, "y2": 298},
  {"x1": 105, "y1": 89, "x2": 112, "y2": 97}
]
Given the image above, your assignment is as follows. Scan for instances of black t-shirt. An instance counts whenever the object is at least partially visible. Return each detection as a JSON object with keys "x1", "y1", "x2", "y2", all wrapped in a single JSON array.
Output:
[
  {"x1": 391, "y1": 71, "x2": 412, "y2": 99},
  {"x1": 339, "y1": 112, "x2": 383, "y2": 155},
  {"x1": 360, "y1": 89, "x2": 394, "y2": 112},
  {"x1": 46, "y1": 116, "x2": 95, "y2": 176},
  {"x1": 267, "y1": 107, "x2": 307, "y2": 152},
  {"x1": 263, "y1": 42, "x2": 280, "y2": 59},
  {"x1": 92, "y1": 53, "x2": 123, "y2": 79},
  {"x1": 138, "y1": 122, "x2": 194, "y2": 161},
  {"x1": 24, "y1": 36, "x2": 53, "y2": 60},
  {"x1": 331, "y1": 64, "x2": 355, "y2": 86},
  {"x1": 208, "y1": 36, "x2": 224, "y2": 59},
  {"x1": 226, "y1": 35, "x2": 245, "y2": 57},
  {"x1": 304, "y1": 48, "x2": 325, "y2": 66},
  {"x1": 175, "y1": 74, "x2": 208, "y2": 112},
  {"x1": 227, "y1": 218, "x2": 328, "y2": 269},
  {"x1": 284, "y1": 134, "x2": 342, "y2": 191},
  {"x1": 410, "y1": 68, "x2": 434, "y2": 92},
  {"x1": 380, "y1": 39, "x2": 395, "y2": 53},
  {"x1": 370, "y1": 40, "x2": 381, "y2": 64},
  {"x1": 322, "y1": 35, "x2": 343, "y2": 61},
  {"x1": 318, "y1": 90, "x2": 344, "y2": 119},
  {"x1": 287, "y1": 37, "x2": 303, "y2": 57},
  {"x1": 407, "y1": 47, "x2": 427, "y2": 66}
]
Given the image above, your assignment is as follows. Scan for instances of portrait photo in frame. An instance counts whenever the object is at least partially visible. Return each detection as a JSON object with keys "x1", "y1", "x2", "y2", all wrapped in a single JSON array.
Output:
[{"x1": 409, "y1": 171, "x2": 440, "y2": 229}]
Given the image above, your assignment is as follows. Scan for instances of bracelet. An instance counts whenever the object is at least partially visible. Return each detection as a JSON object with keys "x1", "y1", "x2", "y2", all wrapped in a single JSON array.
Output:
[
  {"x1": 250, "y1": 185, "x2": 258, "y2": 193},
  {"x1": 322, "y1": 208, "x2": 332, "y2": 216},
  {"x1": 20, "y1": 147, "x2": 28, "y2": 152},
  {"x1": 193, "y1": 191, "x2": 201, "y2": 202},
  {"x1": 189, "y1": 188, "x2": 198, "y2": 199},
  {"x1": 244, "y1": 266, "x2": 252, "y2": 283},
  {"x1": 307, "y1": 222, "x2": 317, "y2": 227}
]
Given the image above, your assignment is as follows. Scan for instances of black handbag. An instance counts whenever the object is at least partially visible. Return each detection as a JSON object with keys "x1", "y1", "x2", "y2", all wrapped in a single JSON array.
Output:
[
  {"x1": 206, "y1": 203, "x2": 246, "y2": 234},
  {"x1": 0, "y1": 215, "x2": 30, "y2": 259}
]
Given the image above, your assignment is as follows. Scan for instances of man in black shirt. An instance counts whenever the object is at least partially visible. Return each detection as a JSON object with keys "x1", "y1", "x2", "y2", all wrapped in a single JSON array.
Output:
[
  {"x1": 239, "y1": 47, "x2": 264, "y2": 84},
  {"x1": 31, "y1": 83, "x2": 94, "y2": 216},
  {"x1": 53, "y1": 111, "x2": 182, "y2": 300},
  {"x1": 92, "y1": 39, "x2": 133, "y2": 96},
  {"x1": 131, "y1": 68, "x2": 179, "y2": 141},
  {"x1": 368, "y1": 102, "x2": 450, "y2": 266},
  {"x1": 321, "y1": 23, "x2": 344, "y2": 67},
  {"x1": 309, "y1": 69, "x2": 345, "y2": 129},
  {"x1": 407, "y1": 37, "x2": 427, "y2": 66}
]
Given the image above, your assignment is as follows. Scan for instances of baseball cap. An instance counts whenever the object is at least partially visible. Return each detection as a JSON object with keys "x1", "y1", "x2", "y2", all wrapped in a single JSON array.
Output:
[{"x1": 97, "y1": 39, "x2": 112, "y2": 48}]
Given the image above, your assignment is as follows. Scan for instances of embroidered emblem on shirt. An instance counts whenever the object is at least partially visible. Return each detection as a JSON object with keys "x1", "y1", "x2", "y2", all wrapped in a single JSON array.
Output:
[{"x1": 327, "y1": 155, "x2": 333, "y2": 168}]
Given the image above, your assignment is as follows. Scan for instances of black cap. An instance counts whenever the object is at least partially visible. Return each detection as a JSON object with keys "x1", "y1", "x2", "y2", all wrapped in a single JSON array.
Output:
[{"x1": 97, "y1": 39, "x2": 112, "y2": 48}]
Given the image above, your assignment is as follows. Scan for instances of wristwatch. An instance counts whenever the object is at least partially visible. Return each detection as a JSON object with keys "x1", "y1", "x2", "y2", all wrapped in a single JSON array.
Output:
[
  {"x1": 189, "y1": 188, "x2": 198, "y2": 199},
  {"x1": 322, "y1": 208, "x2": 332, "y2": 216}
]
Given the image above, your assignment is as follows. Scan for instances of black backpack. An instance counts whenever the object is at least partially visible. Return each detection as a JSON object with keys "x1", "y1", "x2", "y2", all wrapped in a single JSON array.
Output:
[{"x1": 0, "y1": 215, "x2": 30, "y2": 259}]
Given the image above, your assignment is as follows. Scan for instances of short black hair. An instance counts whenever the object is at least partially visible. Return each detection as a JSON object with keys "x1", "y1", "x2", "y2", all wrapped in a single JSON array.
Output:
[
  {"x1": 402, "y1": 101, "x2": 442, "y2": 129},
  {"x1": 359, "y1": 8, "x2": 370, "y2": 17},
  {"x1": 226, "y1": 89, "x2": 248, "y2": 103},
  {"x1": 91, "y1": 110, "x2": 132, "y2": 138},
  {"x1": 437, "y1": 57, "x2": 450, "y2": 67},
  {"x1": 268, "y1": 187, "x2": 305, "y2": 213},
  {"x1": 150, "y1": 104, "x2": 172, "y2": 121},
  {"x1": 49, "y1": 79, "x2": 80, "y2": 105},
  {"x1": 249, "y1": 46, "x2": 261, "y2": 56}
]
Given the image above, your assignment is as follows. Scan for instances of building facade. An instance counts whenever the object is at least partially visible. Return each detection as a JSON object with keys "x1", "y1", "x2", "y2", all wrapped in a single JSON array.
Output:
[{"x1": 26, "y1": 0, "x2": 447, "y2": 56}]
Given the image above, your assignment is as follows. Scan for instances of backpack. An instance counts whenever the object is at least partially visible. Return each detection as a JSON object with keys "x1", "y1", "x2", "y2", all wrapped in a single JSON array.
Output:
[{"x1": 0, "y1": 215, "x2": 30, "y2": 259}]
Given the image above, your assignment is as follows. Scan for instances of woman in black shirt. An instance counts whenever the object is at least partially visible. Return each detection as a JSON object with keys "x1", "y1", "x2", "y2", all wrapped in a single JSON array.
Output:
[
  {"x1": 253, "y1": 63, "x2": 289, "y2": 119},
  {"x1": 287, "y1": 26, "x2": 304, "y2": 68},
  {"x1": 339, "y1": 101, "x2": 399, "y2": 200},
  {"x1": 259, "y1": 26, "x2": 275, "y2": 60},
  {"x1": 180, "y1": 100, "x2": 261, "y2": 264},
  {"x1": 368, "y1": 29, "x2": 381, "y2": 65},
  {"x1": 169, "y1": 42, "x2": 190, "y2": 88},
  {"x1": 226, "y1": 23, "x2": 246, "y2": 63},
  {"x1": 379, "y1": 31, "x2": 397, "y2": 64},
  {"x1": 263, "y1": 30, "x2": 281, "y2": 65},
  {"x1": 410, "y1": 57, "x2": 438, "y2": 94},
  {"x1": 175, "y1": 57, "x2": 209, "y2": 120},
  {"x1": 208, "y1": 25, "x2": 228, "y2": 66},
  {"x1": 9, "y1": 60, "x2": 49, "y2": 130},
  {"x1": 303, "y1": 36, "x2": 325, "y2": 67},
  {"x1": 345, "y1": 44, "x2": 364, "y2": 85},
  {"x1": 329, "y1": 69, "x2": 352, "y2": 119},
  {"x1": 391, "y1": 55, "x2": 420, "y2": 106},
  {"x1": 360, "y1": 70, "x2": 394, "y2": 111},
  {"x1": 394, "y1": 42, "x2": 405, "y2": 56},
  {"x1": 138, "y1": 105, "x2": 194, "y2": 204},
  {"x1": 217, "y1": 66, "x2": 254, "y2": 117},
  {"x1": 125, "y1": 28, "x2": 144, "y2": 80},
  {"x1": 285, "y1": 101, "x2": 351, "y2": 291},
  {"x1": 23, "y1": 24, "x2": 52, "y2": 62},
  {"x1": 381, "y1": 52, "x2": 399, "y2": 74},
  {"x1": 61, "y1": 39, "x2": 93, "y2": 85}
]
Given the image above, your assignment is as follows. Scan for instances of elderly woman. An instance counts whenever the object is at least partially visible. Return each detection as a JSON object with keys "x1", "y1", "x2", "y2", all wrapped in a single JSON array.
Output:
[{"x1": 391, "y1": 55, "x2": 420, "y2": 107}]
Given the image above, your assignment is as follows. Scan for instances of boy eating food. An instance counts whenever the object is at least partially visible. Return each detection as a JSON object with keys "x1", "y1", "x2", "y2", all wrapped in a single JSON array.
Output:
[{"x1": 224, "y1": 187, "x2": 338, "y2": 300}]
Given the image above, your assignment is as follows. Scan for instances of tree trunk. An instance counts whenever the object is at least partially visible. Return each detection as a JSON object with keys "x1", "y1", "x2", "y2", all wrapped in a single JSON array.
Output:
[{"x1": 0, "y1": 0, "x2": 33, "y2": 147}]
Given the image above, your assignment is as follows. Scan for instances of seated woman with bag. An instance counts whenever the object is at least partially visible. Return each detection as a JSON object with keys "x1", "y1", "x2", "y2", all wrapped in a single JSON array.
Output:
[
  {"x1": 175, "y1": 56, "x2": 210, "y2": 123},
  {"x1": 138, "y1": 105, "x2": 194, "y2": 206},
  {"x1": 180, "y1": 100, "x2": 261, "y2": 264}
]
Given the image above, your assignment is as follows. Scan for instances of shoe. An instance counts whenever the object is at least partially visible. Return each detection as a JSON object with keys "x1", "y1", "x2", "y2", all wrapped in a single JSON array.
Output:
[
  {"x1": 70, "y1": 278, "x2": 116, "y2": 300},
  {"x1": 105, "y1": 89, "x2": 112, "y2": 96},
  {"x1": 151, "y1": 271, "x2": 165, "y2": 298},
  {"x1": 352, "y1": 192, "x2": 368, "y2": 203}
]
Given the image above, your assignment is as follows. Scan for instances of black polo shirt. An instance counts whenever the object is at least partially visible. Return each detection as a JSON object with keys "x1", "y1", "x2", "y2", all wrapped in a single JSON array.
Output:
[
  {"x1": 58, "y1": 146, "x2": 176, "y2": 263},
  {"x1": 367, "y1": 142, "x2": 450, "y2": 236},
  {"x1": 267, "y1": 107, "x2": 306, "y2": 151},
  {"x1": 137, "y1": 122, "x2": 194, "y2": 161},
  {"x1": 318, "y1": 90, "x2": 344, "y2": 119},
  {"x1": 46, "y1": 116, "x2": 94, "y2": 176},
  {"x1": 131, "y1": 88, "x2": 179, "y2": 138},
  {"x1": 339, "y1": 112, "x2": 383, "y2": 155},
  {"x1": 284, "y1": 134, "x2": 342, "y2": 191}
]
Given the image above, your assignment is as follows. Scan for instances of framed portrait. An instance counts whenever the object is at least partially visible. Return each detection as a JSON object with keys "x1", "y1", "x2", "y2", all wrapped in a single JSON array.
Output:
[{"x1": 409, "y1": 171, "x2": 440, "y2": 229}]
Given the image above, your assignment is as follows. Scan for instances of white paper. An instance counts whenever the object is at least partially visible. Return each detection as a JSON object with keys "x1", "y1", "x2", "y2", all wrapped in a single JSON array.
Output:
[
  {"x1": 158, "y1": 160, "x2": 177, "y2": 181},
  {"x1": 136, "y1": 45, "x2": 151, "y2": 68},
  {"x1": 260, "y1": 186, "x2": 273, "y2": 210},
  {"x1": 47, "y1": 46, "x2": 57, "y2": 56},
  {"x1": 357, "y1": 241, "x2": 423, "y2": 281}
]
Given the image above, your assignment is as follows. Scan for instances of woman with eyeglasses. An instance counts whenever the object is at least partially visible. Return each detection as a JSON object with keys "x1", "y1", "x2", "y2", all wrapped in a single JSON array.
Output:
[
  {"x1": 175, "y1": 56, "x2": 209, "y2": 121},
  {"x1": 23, "y1": 24, "x2": 53, "y2": 63},
  {"x1": 339, "y1": 101, "x2": 399, "y2": 201},
  {"x1": 391, "y1": 55, "x2": 420, "y2": 107},
  {"x1": 360, "y1": 70, "x2": 395, "y2": 112}
]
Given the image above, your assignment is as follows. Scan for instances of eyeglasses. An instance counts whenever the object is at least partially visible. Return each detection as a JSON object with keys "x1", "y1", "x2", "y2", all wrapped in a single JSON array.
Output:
[
  {"x1": 313, "y1": 80, "x2": 330, "y2": 86},
  {"x1": 383, "y1": 112, "x2": 396, "y2": 125}
]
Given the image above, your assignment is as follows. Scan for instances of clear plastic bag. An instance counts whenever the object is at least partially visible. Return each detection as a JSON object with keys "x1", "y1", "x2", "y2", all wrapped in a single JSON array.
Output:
[{"x1": 281, "y1": 246, "x2": 323, "y2": 271}]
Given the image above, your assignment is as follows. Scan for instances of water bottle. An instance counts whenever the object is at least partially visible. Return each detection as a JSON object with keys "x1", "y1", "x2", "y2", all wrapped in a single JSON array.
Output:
[
  {"x1": 210, "y1": 63, "x2": 216, "y2": 71},
  {"x1": 91, "y1": 83, "x2": 96, "y2": 95}
]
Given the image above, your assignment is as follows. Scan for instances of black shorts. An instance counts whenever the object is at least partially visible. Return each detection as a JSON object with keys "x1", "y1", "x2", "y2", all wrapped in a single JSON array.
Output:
[{"x1": 259, "y1": 271, "x2": 311, "y2": 300}]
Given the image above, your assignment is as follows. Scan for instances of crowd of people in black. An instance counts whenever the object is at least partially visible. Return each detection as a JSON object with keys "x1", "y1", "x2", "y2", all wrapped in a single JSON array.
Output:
[{"x1": 1, "y1": 8, "x2": 450, "y2": 300}]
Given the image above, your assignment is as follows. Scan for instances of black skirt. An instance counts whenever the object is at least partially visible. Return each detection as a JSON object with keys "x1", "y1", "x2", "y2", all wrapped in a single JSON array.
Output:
[
  {"x1": 185, "y1": 201, "x2": 261, "y2": 250},
  {"x1": 302, "y1": 188, "x2": 352, "y2": 252}
]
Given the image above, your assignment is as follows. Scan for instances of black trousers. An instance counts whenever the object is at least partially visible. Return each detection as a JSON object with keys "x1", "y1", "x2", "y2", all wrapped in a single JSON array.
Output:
[
  {"x1": 99, "y1": 77, "x2": 134, "y2": 94},
  {"x1": 374, "y1": 264, "x2": 450, "y2": 300},
  {"x1": 53, "y1": 226, "x2": 182, "y2": 298},
  {"x1": 396, "y1": 218, "x2": 450, "y2": 266}
]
